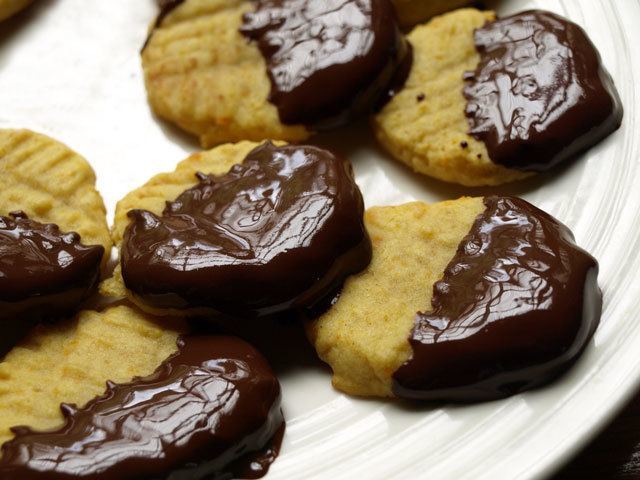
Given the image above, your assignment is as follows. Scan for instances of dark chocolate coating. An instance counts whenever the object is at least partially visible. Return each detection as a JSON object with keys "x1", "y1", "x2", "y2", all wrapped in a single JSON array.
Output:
[
  {"x1": 240, "y1": 0, "x2": 411, "y2": 129},
  {"x1": 121, "y1": 142, "x2": 371, "y2": 317},
  {"x1": 157, "y1": 0, "x2": 183, "y2": 12},
  {"x1": 0, "y1": 335, "x2": 284, "y2": 480},
  {"x1": 393, "y1": 196, "x2": 602, "y2": 401},
  {"x1": 0, "y1": 212, "x2": 103, "y2": 357},
  {"x1": 463, "y1": 10, "x2": 623, "y2": 172}
]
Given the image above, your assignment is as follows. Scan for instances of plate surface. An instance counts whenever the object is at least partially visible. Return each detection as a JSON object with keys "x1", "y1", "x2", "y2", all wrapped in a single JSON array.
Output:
[{"x1": 0, "y1": 1, "x2": 638, "y2": 479}]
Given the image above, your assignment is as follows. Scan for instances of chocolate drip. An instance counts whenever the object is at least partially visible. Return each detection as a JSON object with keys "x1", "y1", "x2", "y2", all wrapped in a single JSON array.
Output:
[
  {"x1": 0, "y1": 335, "x2": 284, "y2": 480},
  {"x1": 393, "y1": 196, "x2": 601, "y2": 401},
  {"x1": 240, "y1": 0, "x2": 411, "y2": 129},
  {"x1": 463, "y1": 10, "x2": 622, "y2": 172},
  {"x1": 230, "y1": 423, "x2": 285, "y2": 479},
  {"x1": 121, "y1": 142, "x2": 371, "y2": 317},
  {"x1": 0, "y1": 212, "x2": 103, "y2": 357}
]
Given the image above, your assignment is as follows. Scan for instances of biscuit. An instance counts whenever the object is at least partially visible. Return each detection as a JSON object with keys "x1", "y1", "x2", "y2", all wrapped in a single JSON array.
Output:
[
  {"x1": 101, "y1": 140, "x2": 268, "y2": 313},
  {"x1": 373, "y1": 9, "x2": 532, "y2": 186},
  {"x1": 142, "y1": 0, "x2": 309, "y2": 147},
  {"x1": 308, "y1": 197, "x2": 484, "y2": 397},
  {"x1": 0, "y1": 304, "x2": 186, "y2": 445},
  {"x1": 143, "y1": 0, "x2": 410, "y2": 148},
  {"x1": 0, "y1": 0, "x2": 33, "y2": 21},
  {"x1": 104, "y1": 140, "x2": 370, "y2": 321},
  {"x1": 392, "y1": 0, "x2": 471, "y2": 28},
  {"x1": 118, "y1": 141, "x2": 370, "y2": 317},
  {"x1": 0, "y1": 129, "x2": 112, "y2": 264},
  {"x1": 308, "y1": 196, "x2": 601, "y2": 401}
]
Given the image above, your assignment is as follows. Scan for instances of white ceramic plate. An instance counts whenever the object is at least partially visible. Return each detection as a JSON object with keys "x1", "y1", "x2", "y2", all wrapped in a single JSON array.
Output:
[{"x1": 1, "y1": 0, "x2": 638, "y2": 478}]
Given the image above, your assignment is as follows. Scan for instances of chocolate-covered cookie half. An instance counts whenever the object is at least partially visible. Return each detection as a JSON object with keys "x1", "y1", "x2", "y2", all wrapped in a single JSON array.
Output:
[
  {"x1": 110, "y1": 141, "x2": 371, "y2": 318},
  {"x1": 309, "y1": 196, "x2": 601, "y2": 401},
  {"x1": 142, "y1": 0, "x2": 410, "y2": 146},
  {"x1": 0, "y1": 334, "x2": 284, "y2": 480},
  {"x1": 374, "y1": 8, "x2": 622, "y2": 186},
  {"x1": 240, "y1": 0, "x2": 411, "y2": 129},
  {"x1": 463, "y1": 10, "x2": 623, "y2": 172},
  {"x1": 0, "y1": 129, "x2": 111, "y2": 357},
  {"x1": 0, "y1": 212, "x2": 103, "y2": 357}
]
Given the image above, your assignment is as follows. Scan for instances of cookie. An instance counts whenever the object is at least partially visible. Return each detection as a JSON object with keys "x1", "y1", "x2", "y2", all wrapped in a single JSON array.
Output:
[
  {"x1": 392, "y1": 0, "x2": 471, "y2": 28},
  {"x1": 0, "y1": 213, "x2": 104, "y2": 358},
  {"x1": 373, "y1": 9, "x2": 526, "y2": 186},
  {"x1": 0, "y1": 129, "x2": 111, "y2": 261},
  {"x1": 105, "y1": 141, "x2": 371, "y2": 319},
  {"x1": 308, "y1": 196, "x2": 601, "y2": 401},
  {"x1": 0, "y1": 0, "x2": 33, "y2": 21},
  {"x1": 373, "y1": 9, "x2": 622, "y2": 186},
  {"x1": 142, "y1": 0, "x2": 409, "y2": 147},
  {"x1": 101, "y1": 141, "x2": 258, "y2": 310},
  {"x1": 308, "y1": 197, "x2": 483, "y2": 397},
  {"x1": 0, "y1": 129, "x2": 112, "y2": 354},
  {"x1": 0, "y1": 331, "x2": 284, "y2": 479},
  {"x1": 0, "y1": 305, "x2": 284, "y2": 479},
  {"x1": 0, "y1": 305, "x2": 186, "y2": 446}
]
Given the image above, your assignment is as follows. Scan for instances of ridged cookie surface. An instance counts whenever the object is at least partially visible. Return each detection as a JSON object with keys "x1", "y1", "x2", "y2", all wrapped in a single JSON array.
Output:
[
  {"x1": 0, "y1": 0, "x2": 33, "y2": 21},
  {"x1": 373, "y1": 9, "x2": 531, "y2": 186},
  {"x1": 102, "y1": 141, "x2": 273, "y2": 314},
  {"x1": 142, "y1": 0, "x2": 309, "y2": 147},
  {"x1": 0, "y1": 305, "x2": 186, "y2": 445},
  {"x1": 307, "y1": 197, "x2": 484, "y2": 397},
  {"x1": 0, "y1": 129, "x2": 111, "y2": 263}
]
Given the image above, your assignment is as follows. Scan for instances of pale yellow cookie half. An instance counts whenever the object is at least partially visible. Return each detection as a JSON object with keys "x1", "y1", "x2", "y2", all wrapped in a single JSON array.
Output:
[
  {"x1": 142, "y1": 0, "x2": 309, "y2": 148},
  {"x1": 307, "y1": 197, "x2": 485, "y2": 397},
  {"x1": 101, "y1": 140, "x2": 275, "y2": 315},
  {"x1": 0, "y1": 129, "x2": 112, "y2": 266},
  {"x1": 0, "y1": 304, "x2": 186, "y2": 445},
  {"x1": 392, "y1": 0, "x2": 472, "y2": 28},
  {"x1": 0, "y1": 0, "x2": 34, "y2": 21},
  {"x1": 373, "y1": 9, "x2": 532, "y2": 187}
]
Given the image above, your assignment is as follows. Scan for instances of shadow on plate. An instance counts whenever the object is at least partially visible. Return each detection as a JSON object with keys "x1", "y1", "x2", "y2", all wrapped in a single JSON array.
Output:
[
  {"x1": 150, "y1": 109, "x2": 201, "y2": 153},
  {"x1": 188, "y1": 312, "x2": 329, "y2": 378},
  {"x1": 552, "y1": 385, "x2": 640, "y2": 479},
  {"x1": 309, "y1": 118, "x2": 585, "y2": 202}
]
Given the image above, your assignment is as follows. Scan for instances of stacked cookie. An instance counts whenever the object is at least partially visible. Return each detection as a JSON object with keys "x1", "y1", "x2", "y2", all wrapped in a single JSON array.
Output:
[{"x1": 0, "y1": 0, "x2": 623, "y2": 478}]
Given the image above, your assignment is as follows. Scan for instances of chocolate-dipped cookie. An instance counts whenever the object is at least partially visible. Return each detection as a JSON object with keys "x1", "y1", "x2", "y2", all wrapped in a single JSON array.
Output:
[
  {"x1": 308, "y1": 196, "x2": 601, "y2": 401},
  {"x1": 0, "y1": 212, "x2": 103, "y2": 357},
  {"x1": 103, "y1": 141, "x2": 371, "y2": 318},
  {"x1": 0, "y1": 306, "x2": 284, "y2": 479},
  {"x1": 0, "y1": 129, "x2": 111, "y2": 356},
  {"x1": 373, "y1": 8, "x2": 622, "y2": 186},
  {"x1": 142, "y1": 0, "x2": 410, "y2": 147}
]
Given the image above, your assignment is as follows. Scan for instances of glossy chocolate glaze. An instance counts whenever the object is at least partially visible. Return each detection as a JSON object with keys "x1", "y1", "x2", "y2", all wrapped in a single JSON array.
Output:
[
  {"x1": 0, "y1": 335, "x2": 284, "y2": 480},
  {"x1": 463, "y1": 10, "x2": 623, "y2": 172},
  {"x1": 121, "y1": 142, "x2": 371, "y2": 317},
  {"x1": 0, "y1": 212, "x2": 103, "y2": 357},
  {"x1": 393, "y1": 196, "x2": 602, "y2": 401},
  {"x1": 231, "y1": 423, "x2": 285, "y2": 479},
  {"x1": 240, "y1": 0, "x2": 411, "y2": 128}
]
